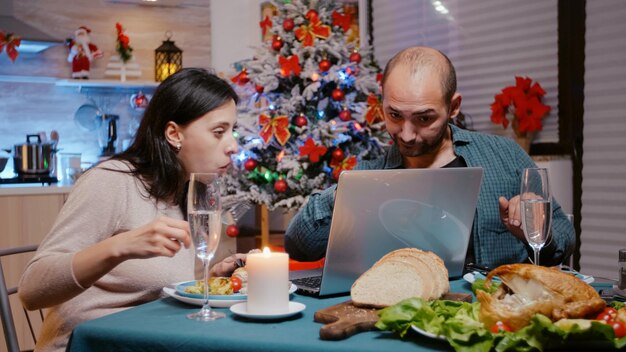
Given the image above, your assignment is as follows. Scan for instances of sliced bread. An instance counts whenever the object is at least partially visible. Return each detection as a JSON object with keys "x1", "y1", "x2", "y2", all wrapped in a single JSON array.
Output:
[
  {"x1": 351, "y1": 259, "x2": 431, "y2": 308},
  {"x1": 350, "y1": 248, "x2": 449, "y2": 308}
]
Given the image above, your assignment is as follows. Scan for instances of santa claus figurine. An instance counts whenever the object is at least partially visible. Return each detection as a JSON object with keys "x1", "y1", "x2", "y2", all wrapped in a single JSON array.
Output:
[{"x1": 66, "y1": 26, "x2": 103, "y2": 79}]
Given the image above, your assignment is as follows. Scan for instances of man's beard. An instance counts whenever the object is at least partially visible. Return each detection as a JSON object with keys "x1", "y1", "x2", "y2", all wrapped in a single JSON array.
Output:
[{"x1": 392, "y1": 122, "x2": 448, "y2": 158}]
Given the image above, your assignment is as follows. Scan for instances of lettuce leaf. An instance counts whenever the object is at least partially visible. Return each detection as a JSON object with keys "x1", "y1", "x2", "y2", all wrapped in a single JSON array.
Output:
[
  {"x1": 375, "y1": 297, "x2": 626, "y2": 351},
  {"x1": 471, "y1": 278, "x2": 499, "y2": 295}
]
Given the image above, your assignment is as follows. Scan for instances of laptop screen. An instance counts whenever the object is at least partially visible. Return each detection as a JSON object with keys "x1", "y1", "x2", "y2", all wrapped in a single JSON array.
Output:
[{"x1": 316, "y1": 167, "x2": 483, "y2": 296}]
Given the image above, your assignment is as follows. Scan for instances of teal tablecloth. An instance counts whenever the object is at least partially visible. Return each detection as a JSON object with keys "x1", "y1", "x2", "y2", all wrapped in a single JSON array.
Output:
[{"x1": 68, "y1": 279, "x2": 471, "y2": 352}]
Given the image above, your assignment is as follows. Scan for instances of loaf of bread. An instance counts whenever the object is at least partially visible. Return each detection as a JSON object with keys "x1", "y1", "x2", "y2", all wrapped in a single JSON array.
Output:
[{"x1": 351, "y1": 248, "x2": 449, "y2": 308}]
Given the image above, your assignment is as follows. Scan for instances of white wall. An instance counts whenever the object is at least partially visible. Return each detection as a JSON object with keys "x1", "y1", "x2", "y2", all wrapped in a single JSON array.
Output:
[{"x1": 209, "y1": 0, "x2": 263, "y2": 75}]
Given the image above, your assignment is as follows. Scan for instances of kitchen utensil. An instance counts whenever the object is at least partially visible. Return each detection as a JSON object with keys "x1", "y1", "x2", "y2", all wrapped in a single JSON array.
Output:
[
  {"x1": 11, "y1": 134, "x2": 58, "y2": 175},
  {"x1": 98, "y1": 114, "x2": 119, "y2": 157},
  {"x1": 74, "y1": 104, "x2": 102, "y2": 132}
]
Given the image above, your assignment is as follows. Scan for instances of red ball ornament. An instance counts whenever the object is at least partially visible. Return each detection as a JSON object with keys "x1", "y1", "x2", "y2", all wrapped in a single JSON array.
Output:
[
  {"x1": 283, "y1": 18, "x2": 295, "y2": 32},
  {"x1": 272, "y1": 36, "x2": 284, "y2": 51},
  {"x1": 306, "y1": 9, "x2": 319, "y2": 20},
  {"x1": 332, "y1": 148, "x2": 345, "y2": 161},
  {"x1": 319, "y1": 58, "x2": 331, "y2": 72},
  {"x1": 255, "y1": 85, "x2": 264, "y2": 94},
  {"x1": 331, "y1": 88, "x2": 345, "y2": 101},
  {"x1": 274, "y1": 179, "x2": 288, "y2": 193},
  {"x1": 244, "y1": 159, "x2": 257, "y2": 171},
  {"x1": 338, "y1": 109, "x2": 351, "y2": 121},
  {"x1": 226, "y1": 225, "x2": 240, "y2": 237},
  {"x1": 349, "y1": 51, "x2": 362, "y2": 64},
  {"x1": 294, "y1": 114, "x2": 308, "y2": 127}
]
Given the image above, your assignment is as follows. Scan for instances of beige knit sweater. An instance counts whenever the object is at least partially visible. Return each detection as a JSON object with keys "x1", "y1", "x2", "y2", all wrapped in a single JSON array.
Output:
[{"x1": 18, "y1": 160, "x2": 235, "y2": 352}]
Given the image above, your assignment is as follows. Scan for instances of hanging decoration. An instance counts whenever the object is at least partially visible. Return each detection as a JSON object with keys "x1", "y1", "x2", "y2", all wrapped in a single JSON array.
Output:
[
  {"x1": 0, "y1": 31, "x2": 21, "y2": 62},
  {"x1": 258, "y1": 113, "x2": 291, "y2": 145}
]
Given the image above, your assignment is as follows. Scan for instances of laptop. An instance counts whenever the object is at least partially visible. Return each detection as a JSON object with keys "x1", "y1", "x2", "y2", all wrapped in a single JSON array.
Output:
[{"x1": 290, "y1": 167, "x2": 483, "y2": 296}]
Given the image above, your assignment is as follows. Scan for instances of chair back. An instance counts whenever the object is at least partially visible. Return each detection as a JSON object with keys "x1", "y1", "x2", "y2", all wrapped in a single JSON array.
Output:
[{"x1": 0, "y1": 245, "x2": 39, "y2": 352}]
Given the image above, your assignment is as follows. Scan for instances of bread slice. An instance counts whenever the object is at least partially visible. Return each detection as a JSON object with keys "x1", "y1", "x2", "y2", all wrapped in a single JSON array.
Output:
[
  {"x1": 351, "y1": 259, "x2": 431, "y2": 308},
  {"x1": 375, "y1": 248, "x2": 449, "y2": 298},
  {"x1": 350, "y1": 248, "x2": 449, "y2": 308}
]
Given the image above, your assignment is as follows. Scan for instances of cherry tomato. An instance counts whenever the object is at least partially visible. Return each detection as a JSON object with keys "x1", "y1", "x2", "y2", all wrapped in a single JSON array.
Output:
[
  {"x1": 596, "y1": 307, "x2": 618, "y2": 324},
  {"x1": 231, "y1": 276, "x2": 242, "y2": 293},
  {"x1": 612, "y1": 321, "x2": 626, "y2": 338},
  {"x1": 490, "y1": 321, "x2": 512, "y2": 333}
]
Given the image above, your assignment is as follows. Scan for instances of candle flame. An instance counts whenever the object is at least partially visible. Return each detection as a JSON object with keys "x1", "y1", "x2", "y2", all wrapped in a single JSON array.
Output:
[{"x1": 262, "y1": 247, "x2": 271, "y2": 256}]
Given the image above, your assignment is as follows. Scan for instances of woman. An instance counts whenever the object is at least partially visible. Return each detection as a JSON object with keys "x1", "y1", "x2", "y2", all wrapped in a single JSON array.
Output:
[{"x1": 18, "y1": 68, "x2": 242, "y2": 352}]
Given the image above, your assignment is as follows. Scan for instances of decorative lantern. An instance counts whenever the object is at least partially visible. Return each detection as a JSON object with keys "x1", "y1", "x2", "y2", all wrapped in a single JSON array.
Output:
[{"x1": 154, "y1": 32, "x2": 182, "y2": 82}]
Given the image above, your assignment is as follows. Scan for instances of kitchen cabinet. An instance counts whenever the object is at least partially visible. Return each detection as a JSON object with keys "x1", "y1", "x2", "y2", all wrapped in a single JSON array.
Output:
[{"x1": 0, "y1": 187, "x2": 70, "y2": 351}]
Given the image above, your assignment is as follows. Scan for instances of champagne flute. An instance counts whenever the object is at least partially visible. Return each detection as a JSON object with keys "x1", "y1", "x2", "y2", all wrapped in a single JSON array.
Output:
[
  {"x1": 520, "y1": 168, "x2": 552, "y2": 266},
  {"x1": 187, "y1": 173, "x2": 225, "y2": 321}
]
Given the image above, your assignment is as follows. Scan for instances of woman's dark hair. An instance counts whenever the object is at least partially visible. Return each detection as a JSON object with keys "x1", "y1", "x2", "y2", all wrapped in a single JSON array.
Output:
[{"x1": 111, "y1": 68, "x2": 238, "y2": 204}]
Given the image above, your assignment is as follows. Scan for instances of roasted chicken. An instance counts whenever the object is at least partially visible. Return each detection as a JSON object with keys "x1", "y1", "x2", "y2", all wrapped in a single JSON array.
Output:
[{"x1": 476, "y1": 264, "x2": 606, "y2": 331}]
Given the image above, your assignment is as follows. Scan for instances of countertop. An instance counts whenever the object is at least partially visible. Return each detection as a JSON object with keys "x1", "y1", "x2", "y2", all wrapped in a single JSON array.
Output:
[{"x1": 0, "y1": 183, "x2": 73, "y2": 196}]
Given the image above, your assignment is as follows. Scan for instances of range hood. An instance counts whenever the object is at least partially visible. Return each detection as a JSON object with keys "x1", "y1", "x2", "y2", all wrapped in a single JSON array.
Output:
[{"x1": 0, "y1": 0, "x2": 62, "y2": 53}]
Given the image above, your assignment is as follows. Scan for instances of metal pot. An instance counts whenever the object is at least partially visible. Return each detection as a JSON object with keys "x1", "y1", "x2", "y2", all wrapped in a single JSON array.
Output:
[{"x1": 12, "y1": 134, "x2": 58, "y2": 175}]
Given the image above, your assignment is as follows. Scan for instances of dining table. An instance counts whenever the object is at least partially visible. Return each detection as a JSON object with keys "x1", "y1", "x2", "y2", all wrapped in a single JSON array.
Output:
[{"x1": 67, "y1": 276, "x2": 617, "y2": 352}]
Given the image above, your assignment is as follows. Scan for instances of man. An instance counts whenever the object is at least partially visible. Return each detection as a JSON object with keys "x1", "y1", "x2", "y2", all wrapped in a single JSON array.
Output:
[{"x1": 284, "y1": 46, "x2": 574, "y2": 269}]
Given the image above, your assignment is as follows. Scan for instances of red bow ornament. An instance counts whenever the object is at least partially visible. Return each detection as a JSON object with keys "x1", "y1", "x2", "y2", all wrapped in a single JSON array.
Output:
[
  {"x1": 299, "y1": 137, "x2": 328, "y2": 163},
  {"x1": 365, "y1": 94, "x2": 384, "y2": 124},
  {"x1": 331, "y1": 10, "x2": 352, "y2": 32},
  {"x1": 331, "y1": 155, "x2": 357, "y2": 180},
  {"x1": 278, "y1": 55, "x2": 301, "y2": 77},
  {"x1": 294, "y1": 16, "x2": 331, "y2": 47},
  {"x1": 259, "y1": 15, "x2": 273, "y2": 37},
  {"x1": 259, "y1": 113, "x2": 291, "y2": 145},
  {"x1": 231, "y1": 68, "x2": 250, "y2": 85},
  {"x1": 0, "y1": 32, "x2": 21, "y2": 63}
]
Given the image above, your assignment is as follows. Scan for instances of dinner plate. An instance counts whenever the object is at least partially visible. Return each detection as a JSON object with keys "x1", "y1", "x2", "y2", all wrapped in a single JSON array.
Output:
[
  {"x1": 410, "y1": 325, "x2": 446, "y2": 341},
  {"x1": 463, "y1": 269, "x2": 594, "y2": 284},
  {"x1": 230, "y1": 301, "x2": 306, "y2": 320},
  {"x1": 163, "y1": 283, "x2": 297, "y2": 308}
]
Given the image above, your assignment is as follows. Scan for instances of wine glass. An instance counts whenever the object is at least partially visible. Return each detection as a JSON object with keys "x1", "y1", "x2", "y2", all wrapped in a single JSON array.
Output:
[
  {"x1": 520, "y1": 168, "x2": 552, "y2": 266},
  {"x1": 187, "y1": 173, "x2": 225, "y2": 321}
]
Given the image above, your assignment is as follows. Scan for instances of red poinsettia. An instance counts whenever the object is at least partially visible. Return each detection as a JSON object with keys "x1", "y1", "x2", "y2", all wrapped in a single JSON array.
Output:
[
  {"x1": 490, "y1": 76, "x2": 550, "y2": 137},
  {"x1": 115, "y1": 22, "x2": 133, "y2": 63}
]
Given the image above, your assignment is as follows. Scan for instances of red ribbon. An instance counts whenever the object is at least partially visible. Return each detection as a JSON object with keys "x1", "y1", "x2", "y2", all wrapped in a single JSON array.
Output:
[
  {"x1": 259, "y1": 114, "x2": 291, "y2": 145},
  {"x1": 259, "y1": 15, "x2": 273, "y2": 37},
  {"x1": 332, "y1": 10, "x2": 352, "y2": 32},
  {"x1": 294, "y1": 17, "x2": 331, "y2": 47},
  {"x1": 331, "y1": 155, "x2": 357, "y2": 180},
  {"x1": 278, "y1": 55, "x2": 301, "y2": 77},
  {"x1": 0, "y1": 32, "x2": 21, "y2": 63},
  {"x1": 299, "y1": 137, "x2": 328, "y2": 163},
  {"x1": 365, "y1": 94, "x2": 383, "y2": 124}
]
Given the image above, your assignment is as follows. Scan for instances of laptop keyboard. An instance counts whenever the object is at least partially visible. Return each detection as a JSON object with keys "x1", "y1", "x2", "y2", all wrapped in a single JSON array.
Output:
[{"x1": 292, "y1": 275, "x2": 322, "y2": 289}]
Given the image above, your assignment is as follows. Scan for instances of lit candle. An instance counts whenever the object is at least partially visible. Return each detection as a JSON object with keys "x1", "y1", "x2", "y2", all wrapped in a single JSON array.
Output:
[{"x1": 246, "y1": 247, "x2": 289, "y2": 314}]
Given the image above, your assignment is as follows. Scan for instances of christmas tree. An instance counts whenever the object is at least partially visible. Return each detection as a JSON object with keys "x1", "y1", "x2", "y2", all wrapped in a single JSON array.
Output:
[{"x1": 223, "y1": 0, "x2": 389, "y2": 212}]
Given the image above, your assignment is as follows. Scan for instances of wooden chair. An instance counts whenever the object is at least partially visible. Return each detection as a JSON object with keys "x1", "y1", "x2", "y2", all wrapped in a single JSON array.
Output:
[{"x1": 0, "y1": 245, "x2": 41, "y2": 352}]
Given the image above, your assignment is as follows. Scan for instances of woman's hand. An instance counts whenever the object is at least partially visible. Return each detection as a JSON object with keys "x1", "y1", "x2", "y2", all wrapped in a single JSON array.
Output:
[
  {"x1": 72, "y1": 216, "x2": 191, "y2": 288},
  {"x1": 210, "y1": 253, "x2": 247, "y2": 277},
  {"x1": 113, "y1": 216, "x2": 191, "y2": 260},
  {"x1": 498, "y1": 196, "x2": 526, "y2": 242}
]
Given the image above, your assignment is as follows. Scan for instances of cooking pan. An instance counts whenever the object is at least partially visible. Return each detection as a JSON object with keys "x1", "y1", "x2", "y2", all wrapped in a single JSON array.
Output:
[{"x1": 9, "y1": 134, "x2": 58, "y2": 175}]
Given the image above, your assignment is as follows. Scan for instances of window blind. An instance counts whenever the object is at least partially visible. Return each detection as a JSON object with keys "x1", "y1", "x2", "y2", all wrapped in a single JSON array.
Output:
[
  {"x1": 580, "y1": 0, "x2": 626, "y2": 280},
  {"x1": 371, "y1": 0, "x2": 559, "y2": 143}
]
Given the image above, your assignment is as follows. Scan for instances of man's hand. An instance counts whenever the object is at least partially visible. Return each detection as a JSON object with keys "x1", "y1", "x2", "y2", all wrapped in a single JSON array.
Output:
[{"x1": 498, "y1": 196, "x2": 526, "y2": 242}]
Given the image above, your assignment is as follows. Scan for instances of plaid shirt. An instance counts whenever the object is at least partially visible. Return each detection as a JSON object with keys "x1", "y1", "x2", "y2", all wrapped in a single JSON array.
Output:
[{"x1": 284, "y1": 124, "x2": 575, "y2": 268}]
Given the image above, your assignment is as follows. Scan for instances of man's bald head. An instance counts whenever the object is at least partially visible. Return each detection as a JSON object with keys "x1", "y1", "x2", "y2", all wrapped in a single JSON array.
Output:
[{"x1": 381, "y1": 47, "x2": 457, "y2": 106}]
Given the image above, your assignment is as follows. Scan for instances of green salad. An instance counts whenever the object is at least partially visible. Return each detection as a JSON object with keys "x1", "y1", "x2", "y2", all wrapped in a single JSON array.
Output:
[{"x1": 375, "y1": 293, "x2": 626, "y2": 352}]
